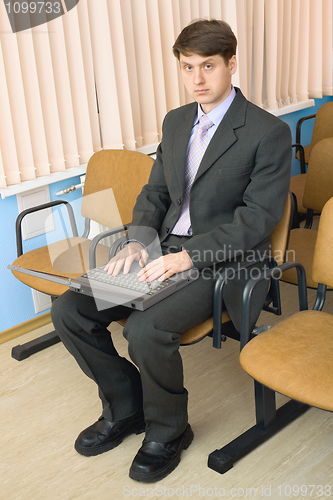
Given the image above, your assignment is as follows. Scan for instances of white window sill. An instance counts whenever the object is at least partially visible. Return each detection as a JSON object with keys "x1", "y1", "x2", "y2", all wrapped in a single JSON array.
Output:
[
  {"x1": 1, "y1": 165, "x2": 88, "y2": 199},
  {"x1": 266, "y1": 98, "x2": 315, "y2": 117}
]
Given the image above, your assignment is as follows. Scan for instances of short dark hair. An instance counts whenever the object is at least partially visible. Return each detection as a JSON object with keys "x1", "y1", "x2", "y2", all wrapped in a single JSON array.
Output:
[{"x1": 172, "y1": 19, "x2": 237, "y2": 64}]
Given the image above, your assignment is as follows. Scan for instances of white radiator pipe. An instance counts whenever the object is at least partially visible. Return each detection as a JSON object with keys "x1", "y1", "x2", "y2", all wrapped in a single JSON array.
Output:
[{"x1": 56, "y1": 181, "x2": 84, "y2": 196}]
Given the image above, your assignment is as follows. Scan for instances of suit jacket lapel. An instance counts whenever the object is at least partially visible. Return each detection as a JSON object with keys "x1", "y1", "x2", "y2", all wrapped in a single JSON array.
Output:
[
  {"x1": 195, "y1": 88, "x2": 248, "y2": 182},
  {"x1": 173, "y1": 104, "x2": 197, "y2": 192}
]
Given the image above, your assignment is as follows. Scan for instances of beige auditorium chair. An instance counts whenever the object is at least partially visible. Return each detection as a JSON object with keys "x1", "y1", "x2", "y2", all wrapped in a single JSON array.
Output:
[
  {"x1": 290, "y1": 101, "x2": 333, "y2": 221},
  {"x1": 283, "y1": 137, "x2": 333, "y2": 289},
  {"x1": 208, "y1": 196, "x2": 333, "y2": 475}
]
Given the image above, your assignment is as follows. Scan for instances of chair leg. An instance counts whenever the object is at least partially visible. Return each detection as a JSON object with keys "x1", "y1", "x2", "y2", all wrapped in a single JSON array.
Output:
[
  {"x1": 207, "y1": 381, "x2": 308, "y2": 474},
  {"x1": 11, "y1": 296, "x2": 61, "y2": 361},
  {"x1": 11, "y1": 330, "x2": 61, "y2": 361},
  {"x1": 255, "y1": 381, "x2": 277, "y2": 430}
]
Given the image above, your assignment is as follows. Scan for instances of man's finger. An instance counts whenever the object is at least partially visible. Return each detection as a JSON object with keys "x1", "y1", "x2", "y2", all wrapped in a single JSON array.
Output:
[
  {"x1": 138, "y1": 258, "x2": 168, "y2": 282},
  {"x1": 108, "y1": 257, "x2": 126, "y2": 276},
  {"x1": 138, "y1": 251, "x2": 149, "y2": 268},
  {"x1": 122, "y1": 254, "x2": 137, "y2": 275}
]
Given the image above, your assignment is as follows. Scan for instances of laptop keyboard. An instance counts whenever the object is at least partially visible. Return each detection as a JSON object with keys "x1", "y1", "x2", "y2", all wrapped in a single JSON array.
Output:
[{"x1": 83, "y1": 266, "x2": 173, "y2": 296}]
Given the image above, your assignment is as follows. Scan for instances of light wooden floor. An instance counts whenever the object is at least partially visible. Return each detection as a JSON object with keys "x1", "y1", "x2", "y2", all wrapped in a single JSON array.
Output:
[{"x1": 2, "y1": 282, "x2": 333, "y2": 500}]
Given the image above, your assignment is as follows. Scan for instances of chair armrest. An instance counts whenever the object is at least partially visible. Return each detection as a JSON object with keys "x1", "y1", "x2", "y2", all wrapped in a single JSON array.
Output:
[
  {"x1": 295, "y1": 113, "x2": 316, "y2": 146},
  {"x1": 292, "y1": 113, "x2": 316, "y2": 173},
  {"x1": 291, "y1": 143, "x2": 306, "y2": 174},
  {"x1": 88, "y1": 224, "x2": 128, "y2": 270},
  {"x1": 108, "y1": 235, "x2": 128, "y2": 259},
  {"x1": 15, "y1": 200, "x2": 78, "y2": 257},
  {"x1": 240, "y1": 261, "x2": 308, "y2": 350},
  {"x1": 304, "y1": 209, "x2": 314, "y2": 229},
  {"x1": 313, "y1": 283, "x2": 327, "y2": 311},
  {"x1": 212, "y1": 259, "x2": 272, "y2": 349}
]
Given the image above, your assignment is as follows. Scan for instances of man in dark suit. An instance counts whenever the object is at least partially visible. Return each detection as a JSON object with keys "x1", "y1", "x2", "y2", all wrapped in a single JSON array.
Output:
[{"x1": 51, "y1": 19, "x2": 291, "y2": 482}]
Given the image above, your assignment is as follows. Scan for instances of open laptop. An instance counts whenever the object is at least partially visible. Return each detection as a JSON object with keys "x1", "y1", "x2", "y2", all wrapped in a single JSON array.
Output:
[
  {"x1": 72, "y1": 262, "x2": 198, "y2": 310},
  {"x1": 8, "y1": 262, "x2": 198, "y2": 312}
]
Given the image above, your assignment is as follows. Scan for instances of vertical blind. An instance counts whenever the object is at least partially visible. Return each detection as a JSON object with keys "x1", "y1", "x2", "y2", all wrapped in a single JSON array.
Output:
[{"x1": 0, "y1": 0, "x2": 332, "y2": 189}]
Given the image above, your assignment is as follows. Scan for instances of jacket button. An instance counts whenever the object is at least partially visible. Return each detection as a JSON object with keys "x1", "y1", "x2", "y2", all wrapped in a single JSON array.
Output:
[
  {"x1": 177, "y1": 198, "x2": 182, "y2": 205},
  {"x1": 166, "y1": 227, "x2": 170, "y2": 233}
]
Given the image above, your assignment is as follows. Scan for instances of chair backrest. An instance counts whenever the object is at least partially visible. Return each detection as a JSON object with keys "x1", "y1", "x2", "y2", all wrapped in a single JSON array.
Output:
[
  {"x1": 270, "y1": 192, "x2": 292, "y2": 266},
  {"x1": 302, "y1": 137, "x2": 333, "y2": 212},
  {"x1": 312, "y1": 197, "x2": 333, "y2": 288},
  {"x1": 81, "y1": 150, "x2": 154, "y2": 229},
  {"x1": 309, "y1": 101, "x2": 333, "y2": 154}
]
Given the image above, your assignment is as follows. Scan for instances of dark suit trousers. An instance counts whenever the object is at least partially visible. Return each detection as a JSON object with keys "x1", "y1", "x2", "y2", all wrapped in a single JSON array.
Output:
[{"x1": 51, "y1": 235, "x2": 217, "y2": 442}]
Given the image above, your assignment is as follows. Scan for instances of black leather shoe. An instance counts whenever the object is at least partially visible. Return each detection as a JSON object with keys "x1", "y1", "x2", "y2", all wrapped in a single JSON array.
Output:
[
  {"x1": 129, "y1": 424, "x2": 193, "y2": 482},
  {"x1": 74, "y1": 412, "x2": 145, "y2": 456}
]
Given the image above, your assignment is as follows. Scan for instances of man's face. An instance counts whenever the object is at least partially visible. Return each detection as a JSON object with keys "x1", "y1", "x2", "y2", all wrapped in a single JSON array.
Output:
[{"x1": 179, "y1": 53, "x2": 237, "y2": 114}]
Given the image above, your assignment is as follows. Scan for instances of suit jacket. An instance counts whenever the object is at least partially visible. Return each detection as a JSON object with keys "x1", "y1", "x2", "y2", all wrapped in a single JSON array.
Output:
[{"x1": 131, "y1": 88, "x2": 292, "y2": 330}]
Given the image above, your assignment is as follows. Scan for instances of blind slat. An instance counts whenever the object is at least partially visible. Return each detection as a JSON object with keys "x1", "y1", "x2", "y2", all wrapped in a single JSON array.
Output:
[
  {"x1": 265, "y1": 0, "x2": 279, "y2": 110},
  {"x1": 77, "y1": 0, "x2": 102, "y2": 153},
  {"x1": 48, "y1": 15, "x2": 79, "y2": 168},
  {"x1": 87, "y1": 0, "x2": 123, "y2": 150},
  {"x1": 253, "y1": 0, "x2": 265, "y2": 106},
  {"x1": 322, "y1": 0, "x2": 333, "y2": 95},
  {"x1": 32, "y1": 22, "x2": 66, "y2": 171},
  {"x1": 0, "y1": 38, "x2": 20, "y2": 187},
  {"x1": 62, "y1": 5, "x2": 95, "y2": 163},
  {"x1": 16, "y1": 30, "x2": 50, "y2": 178},
  {"x1": 131, "y1": 0, "x2": 158, "y2": 145}
]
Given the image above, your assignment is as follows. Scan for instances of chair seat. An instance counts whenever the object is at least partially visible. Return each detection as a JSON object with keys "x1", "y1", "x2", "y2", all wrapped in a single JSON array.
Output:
[
  {"x1": 240, "y1": 310, "x2": 333, "y2": 411},
  {"x1": 118, "y1": 310, "x2": 231, "y2": 346},
  {"x1": 281, "y1": 228, "x2": 319, "y2": 288},
  {"x1": 11, "y1": 237, "x2": 111, "y2": 297}
]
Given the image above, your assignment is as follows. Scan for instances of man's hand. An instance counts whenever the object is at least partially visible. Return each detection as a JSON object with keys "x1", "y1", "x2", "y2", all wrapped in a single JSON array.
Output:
[
  {"x1": 137, "y1": 250, "x2": 193, "y2": 282},
  {"x1": 104, "y1": 241, "x2": 149, "y2": 276}
]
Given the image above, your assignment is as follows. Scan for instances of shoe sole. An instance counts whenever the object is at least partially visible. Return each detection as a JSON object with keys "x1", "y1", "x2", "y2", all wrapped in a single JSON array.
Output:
[
  {"x1": 75, "y1": 420, "x2": 146, "y2": 457},
  {"x1": 129, "y1": 425, "x2": 194, "y2": 483}
]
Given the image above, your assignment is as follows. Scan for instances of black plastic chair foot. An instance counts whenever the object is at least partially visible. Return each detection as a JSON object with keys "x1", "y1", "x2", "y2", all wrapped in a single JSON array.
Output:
[
  {"x1": 11, "y1": 331, "x2": 61, "y2": 361},
  {"x1": 208, "y1": 400, "x2": 309, "y2": 474}
]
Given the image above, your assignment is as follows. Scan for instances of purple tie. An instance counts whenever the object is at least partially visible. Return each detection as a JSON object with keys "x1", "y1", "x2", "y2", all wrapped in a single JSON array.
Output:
[{"x1": 172, "y1": 114, "x2": 213, "y2": 235}]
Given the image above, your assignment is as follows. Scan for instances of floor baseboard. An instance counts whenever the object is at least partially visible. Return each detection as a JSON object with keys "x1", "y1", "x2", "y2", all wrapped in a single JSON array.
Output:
[{"x1": 0, "y1": 312, "x2": 52, "y2": 345}]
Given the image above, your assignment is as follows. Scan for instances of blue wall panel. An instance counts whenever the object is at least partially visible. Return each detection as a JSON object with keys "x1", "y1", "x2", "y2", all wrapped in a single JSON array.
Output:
[{"x1": 0, "y1": 176, "x2": 84, "y2": 332}]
